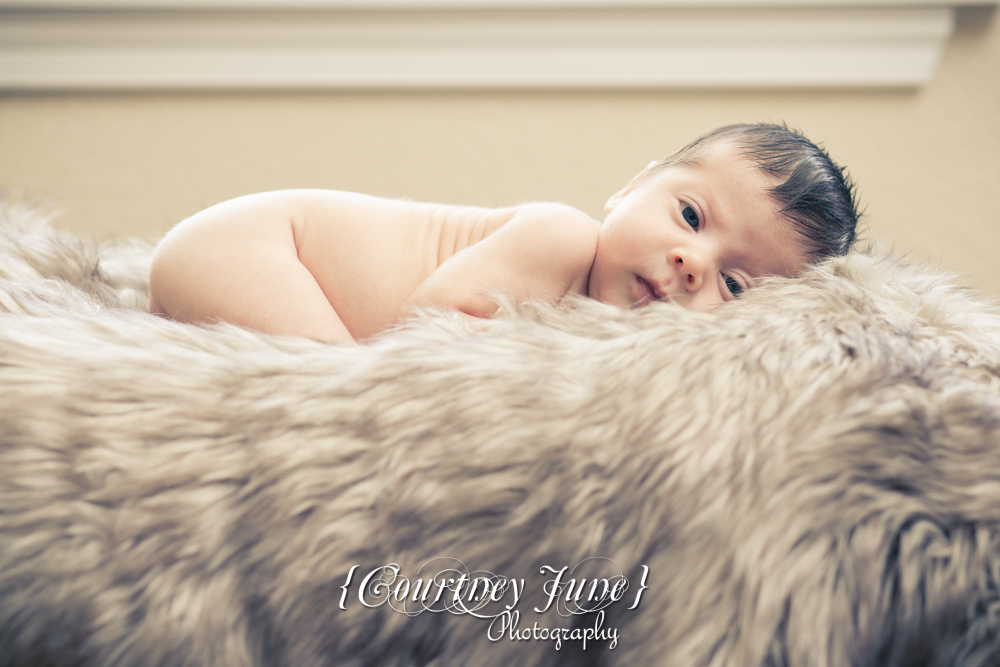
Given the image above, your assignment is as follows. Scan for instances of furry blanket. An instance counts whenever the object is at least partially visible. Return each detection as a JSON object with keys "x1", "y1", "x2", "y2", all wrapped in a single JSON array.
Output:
[{"x1": 1, "y1": 200, "x2": 1000, "y2": 667}]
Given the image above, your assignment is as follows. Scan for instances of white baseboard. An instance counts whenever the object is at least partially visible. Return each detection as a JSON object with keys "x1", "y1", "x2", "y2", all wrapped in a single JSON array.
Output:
[{"x1": 0, "y1": 1, "x2": 986, "y2": 89}]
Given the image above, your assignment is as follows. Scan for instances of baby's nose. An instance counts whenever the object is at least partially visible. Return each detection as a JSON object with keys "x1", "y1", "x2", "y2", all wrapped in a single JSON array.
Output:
[{"x1": 670, "y1": 251, "x2": 704, "y2": 292}]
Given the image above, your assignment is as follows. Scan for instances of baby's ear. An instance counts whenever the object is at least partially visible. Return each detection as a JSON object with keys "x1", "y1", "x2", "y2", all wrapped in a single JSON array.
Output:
[
  {"x1": 605, "y1": 160, "x2": 659, "y2": 214},
  {"x1": 604, "y1": 188, "x2": 627, "y2": 214}
]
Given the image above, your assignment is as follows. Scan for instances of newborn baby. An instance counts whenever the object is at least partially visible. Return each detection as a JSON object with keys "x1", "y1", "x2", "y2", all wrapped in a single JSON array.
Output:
[{"x1": 149, "y1": 123, "x2": 859, "y2": 342}]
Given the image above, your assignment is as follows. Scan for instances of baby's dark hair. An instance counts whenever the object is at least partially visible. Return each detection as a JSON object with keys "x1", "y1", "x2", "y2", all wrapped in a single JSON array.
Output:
[{"x1": 658, "y1": 123, "x2": 859, "y2": 261}]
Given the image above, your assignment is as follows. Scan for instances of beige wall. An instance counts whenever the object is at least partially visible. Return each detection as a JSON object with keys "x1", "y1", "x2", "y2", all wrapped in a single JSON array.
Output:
[{"x1": 1, "y1": 7, "x2": 997, "y2": 294}]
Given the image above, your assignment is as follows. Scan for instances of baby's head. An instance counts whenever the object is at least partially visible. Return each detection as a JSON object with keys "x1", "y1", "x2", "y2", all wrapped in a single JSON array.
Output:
[{"x1": 589, "y1": 123, "x2": 859, "y2": 312}]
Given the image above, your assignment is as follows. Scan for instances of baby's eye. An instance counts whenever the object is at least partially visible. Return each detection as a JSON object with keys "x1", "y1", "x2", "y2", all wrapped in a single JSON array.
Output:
[
  {"x1": 724, "y1": 275, "x2": 743, "y2": 298},
  {"x1": 681, "y1": 205, "x2": 700, "y2": 230}
]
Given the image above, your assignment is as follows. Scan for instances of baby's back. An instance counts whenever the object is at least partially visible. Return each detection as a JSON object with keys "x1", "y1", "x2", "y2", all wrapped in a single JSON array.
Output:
[
  {"x1": 150, "y1": 190, "x2": 519, "y2": 340},
  {"x1": 293, "y1": 190, "x2": 518, "y2": 338}
]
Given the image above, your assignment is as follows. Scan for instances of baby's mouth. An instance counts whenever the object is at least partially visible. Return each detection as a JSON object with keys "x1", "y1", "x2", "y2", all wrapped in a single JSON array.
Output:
[{"x1": 635, "y1": 276, "x2": 663, "y2": 305}]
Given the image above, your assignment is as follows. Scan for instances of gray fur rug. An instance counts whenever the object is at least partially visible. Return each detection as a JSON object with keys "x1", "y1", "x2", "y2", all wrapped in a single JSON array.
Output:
[{"x1": 2, "y1": 200, "x2": 1000, "y2": 667}]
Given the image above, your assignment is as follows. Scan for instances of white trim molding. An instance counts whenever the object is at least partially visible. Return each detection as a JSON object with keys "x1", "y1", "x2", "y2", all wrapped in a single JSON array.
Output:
[
  {"x1": 0, "y1": 1, "x2": 995, "y2": 8},
  {"x1": 0, "y1": 1, "x2": 992, "y2": 90}
]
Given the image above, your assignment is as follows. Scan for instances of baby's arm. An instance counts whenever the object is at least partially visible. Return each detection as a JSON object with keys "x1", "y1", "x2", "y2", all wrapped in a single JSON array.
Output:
[
  {"x1": 150, "y1": 191, "x2": 355, "y2": 342},
  {"x1": 405, "y1": 202, "x2": 600, "y2": 319}
]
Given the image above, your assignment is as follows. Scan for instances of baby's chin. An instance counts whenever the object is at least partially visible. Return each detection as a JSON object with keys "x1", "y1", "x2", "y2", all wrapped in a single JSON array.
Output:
[{"x1": 648, "y1": 293, "x2": 722, "y2": 314}]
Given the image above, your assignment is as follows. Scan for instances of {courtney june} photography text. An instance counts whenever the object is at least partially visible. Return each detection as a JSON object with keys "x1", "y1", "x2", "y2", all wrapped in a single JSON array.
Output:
[{"x1": 335, "y1": 557, "x2": 650, "y2": 651}]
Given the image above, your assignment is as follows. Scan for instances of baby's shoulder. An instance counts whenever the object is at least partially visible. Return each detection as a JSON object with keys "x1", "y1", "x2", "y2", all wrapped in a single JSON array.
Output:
[
  {"x1": 484, "y1": 202, "x2": 599, "y2": 297},
  {"x1": 518, "y1": 201, "x2": 600, "y2": 232},
  {"x1": 506, "y1": 201, "x2": 600, "y2": 261}
]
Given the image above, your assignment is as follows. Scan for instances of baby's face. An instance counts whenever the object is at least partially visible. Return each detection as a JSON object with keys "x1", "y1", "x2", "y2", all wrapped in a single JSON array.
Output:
[{"x1": 589, "y1": 143, "x2": 807, "y2": 312}]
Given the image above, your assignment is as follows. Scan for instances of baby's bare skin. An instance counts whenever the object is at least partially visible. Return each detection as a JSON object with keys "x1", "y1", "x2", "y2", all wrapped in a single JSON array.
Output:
[
  {"x1": 150, "y1": 144, "x2": 809, "y2": 343},
  {"x1": 150, "y1": 190, "x2": 599, "y2": 341}
]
